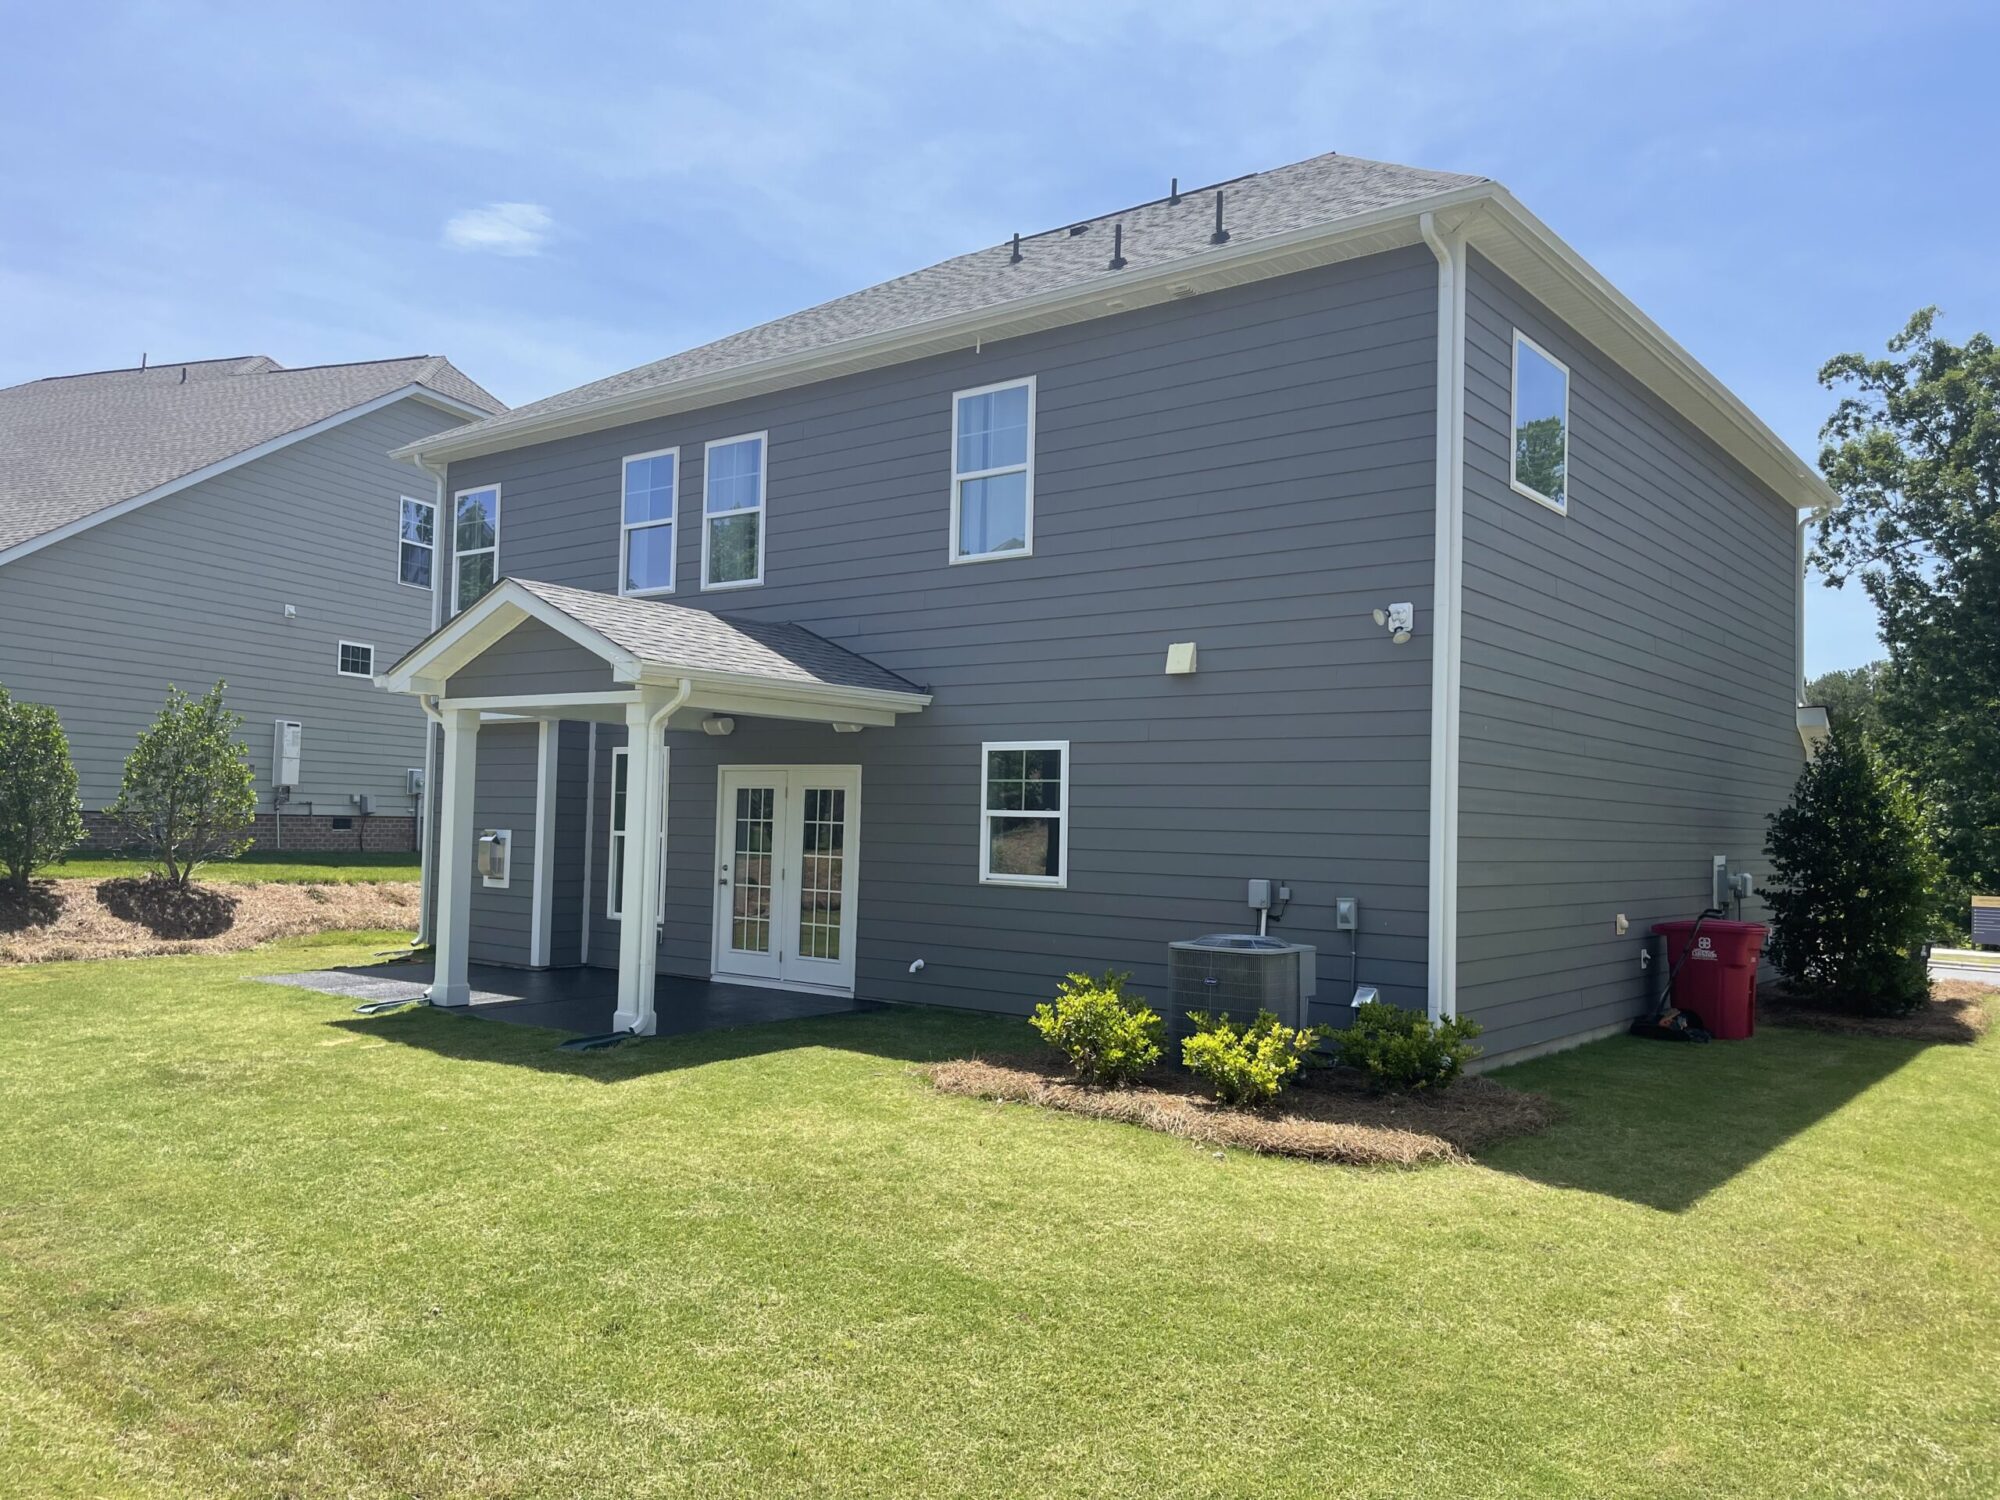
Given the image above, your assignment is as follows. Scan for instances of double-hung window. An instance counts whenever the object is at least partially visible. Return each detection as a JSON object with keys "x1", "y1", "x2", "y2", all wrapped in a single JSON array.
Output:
[
  {"x1": 452, "y1": 485, "x2": 500, "y2": 612},
  {"x1": 606, "y1": 745, "x2": 668, "y2": 920},
  {"x1": 620, "y1": 448, "x2": 679, "y2": 595},
  {"x1": 951, "y1": 377, "x2": 1034, "y2": 562},
  {"x1": 1509, "y1": 331, "x2": 1570, "y2": 514},
  {"x1": 980, "y1": 741, "x2": 1067, "y2": 887},
  {"x1": 702, "y1": 433, "x2": 766, "y2": 589},
  {"x1": 397, "y1": 496, "x2": 436, "y2": 589}
]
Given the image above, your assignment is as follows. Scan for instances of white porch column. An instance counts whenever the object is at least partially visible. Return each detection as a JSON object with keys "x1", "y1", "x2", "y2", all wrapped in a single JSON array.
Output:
[
  {"x1": 430, "y1": 706, "x2": 481, "y2": 1008},
  {"x1": 613, "y1": 696, "x2": 667, "y2": 1034}
]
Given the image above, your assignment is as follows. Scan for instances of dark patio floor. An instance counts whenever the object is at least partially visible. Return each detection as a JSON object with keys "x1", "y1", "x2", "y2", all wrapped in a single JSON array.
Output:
[{"x1": 262, "y1": 960, "x2": 878, "y2": 1037}]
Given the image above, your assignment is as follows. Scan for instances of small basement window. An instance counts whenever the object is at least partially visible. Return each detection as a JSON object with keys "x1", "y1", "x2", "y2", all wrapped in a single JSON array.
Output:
[
  {"x1": 337, "y1": 641, "x2": 375, "y2": 678},
  {"x1": 1510, "y1": 331, "x2": 1569, "y2": 514},
  {"x1": 951, "y1": 378, "x2": 1034, "y2": 561},
  {"x1": 980, "y1": 741, "x2": 1067, "y2": 887}
]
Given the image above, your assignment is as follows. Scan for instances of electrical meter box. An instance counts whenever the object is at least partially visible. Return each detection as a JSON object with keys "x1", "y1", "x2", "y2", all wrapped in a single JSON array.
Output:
[
  {"x1": 272, "y1": 719, "x2": 302, "y2": 788},
  {"x1": 477, "y1": 829, "x2": 511, "y2": 885}
]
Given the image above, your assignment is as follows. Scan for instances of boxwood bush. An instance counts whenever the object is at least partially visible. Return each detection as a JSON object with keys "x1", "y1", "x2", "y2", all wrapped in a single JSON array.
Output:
[
  {"x1": 1332, "y1": 1002, "x2": 1481, "y2": 1091},
  {"x1": 1180, "y1": 1009, "x2": 1326, "y2": 1106},
  {"x1": 1030, "y1": 971, "x2": 1163, "y2": 1086}
]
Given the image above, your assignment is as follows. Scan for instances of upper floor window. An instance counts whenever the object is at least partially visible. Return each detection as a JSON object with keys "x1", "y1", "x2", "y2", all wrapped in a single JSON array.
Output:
[
  {"x1": 980, "y1": 740, "x2": 1067, "y2": 887},
  {"x1": 702, "y1": 433, "x2": 766, "y2": 589},
  {"x1": 621, "y1": 448, "x2": 679, "y2": 596},
  {"x1": 452, "y1": 485, "x2": 499, "y2": 612},
  {"x1": 398, "y1": 496, "x2": 435, "y2": 590},
  {"x1": 337, "y1": 641, "x2": 375, "y2": 678},
  {"x1": 1510, "y1": 332, "x2": 1569, "y2": 514},
  {"x1": 951, "y1": 377, "x2": 1035, "y2": 562}
]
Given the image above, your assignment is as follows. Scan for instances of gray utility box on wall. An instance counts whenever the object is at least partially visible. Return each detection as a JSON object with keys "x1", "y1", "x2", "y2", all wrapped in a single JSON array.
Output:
[{"x1": 1166, "y1": 935, "x2": 1317, "y2": 1032}]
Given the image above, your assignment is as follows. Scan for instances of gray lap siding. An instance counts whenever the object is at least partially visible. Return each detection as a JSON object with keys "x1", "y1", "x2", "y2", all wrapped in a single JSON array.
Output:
[
  {"x1": 1455, "y1": 251, "x2": 1803, "y2": 1058},
  {"x1": 450, "y1": 247, "x2": 1441, "y2": 1016}
]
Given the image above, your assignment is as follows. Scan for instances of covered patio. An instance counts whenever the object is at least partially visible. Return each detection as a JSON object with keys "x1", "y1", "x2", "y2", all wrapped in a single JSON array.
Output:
[
  {"x1": 265, "y1": 961, "x2": 880, "y2": 1036},
  {"x1": 378, "y1": 576, "x2": 930, "y2": 1037}
]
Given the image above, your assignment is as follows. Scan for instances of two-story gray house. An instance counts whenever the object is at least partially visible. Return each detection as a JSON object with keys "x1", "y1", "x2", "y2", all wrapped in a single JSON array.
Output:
[
  {"x1": 0, "y1": 354, "x2": 503, "y2": 850},
  {"x1": 382, "y1": 152, "x2": 1829, "y2": 1063}
]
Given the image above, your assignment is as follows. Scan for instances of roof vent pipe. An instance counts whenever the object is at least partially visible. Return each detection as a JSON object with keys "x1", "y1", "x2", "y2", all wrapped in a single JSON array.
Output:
[
  {"x1": 1210, "y1": 190, "x2": 1230, "y2": 245},
  {"x1": 1169, "y1": 176, "x2": 1180, "y2": 205},
  {"x1": 1108, "y1": 223, "x2": 1127, "y2": 270},
  {"x1": 1009, "y1": 231, "x2": 1022, "y2": 265}
]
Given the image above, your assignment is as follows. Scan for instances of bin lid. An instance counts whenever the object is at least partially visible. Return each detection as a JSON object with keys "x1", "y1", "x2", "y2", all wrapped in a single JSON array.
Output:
[{"x1": 1651, "y1": 918, "x2": 1768, "y2": 935}]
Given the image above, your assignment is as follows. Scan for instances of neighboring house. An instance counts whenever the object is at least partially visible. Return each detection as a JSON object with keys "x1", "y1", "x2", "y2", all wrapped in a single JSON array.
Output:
[
  {"x1": 382, "y1": 152, "x2": 1829, "y2": 1063},
  {"x1": 0, "y1": 354, "x2": 504, "y2": 851}
]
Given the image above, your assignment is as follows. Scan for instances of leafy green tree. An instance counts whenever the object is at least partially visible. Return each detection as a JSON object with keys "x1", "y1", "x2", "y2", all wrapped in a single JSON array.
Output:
[
  {"x1": 1514, "y1": 414, "x2": 1566, "y2": 502},
  {"x1": 1761, "y1": 724, "x2": 1935, "y2": 1014},
  {"x1": 0, "y1": 685, "x2": 85, "y2": 892},
  {"x1": 109, "y1": 682, "x2": 257, "y2": 889},
  {"x1": 1814, "y1": 309, "x2": 2000, "y2": 895},
  {"x1": 1805, "y1": 662, "x2": 1891, "y2": 741}
]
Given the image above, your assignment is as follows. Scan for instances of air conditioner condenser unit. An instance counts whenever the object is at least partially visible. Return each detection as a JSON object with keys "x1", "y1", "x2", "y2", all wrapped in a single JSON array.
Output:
[{"x1": 1166, "y1": 934, "x2": 1317, "y2": 1033}]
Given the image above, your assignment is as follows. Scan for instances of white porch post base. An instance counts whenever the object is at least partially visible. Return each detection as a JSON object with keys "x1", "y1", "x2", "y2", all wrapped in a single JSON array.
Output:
[
  {"x1": 430, "y1": 706, "x2": 480, "y2": 1008},
  {"x1": 613, "y1": 694, "x2": 668, "y2": 1034}
]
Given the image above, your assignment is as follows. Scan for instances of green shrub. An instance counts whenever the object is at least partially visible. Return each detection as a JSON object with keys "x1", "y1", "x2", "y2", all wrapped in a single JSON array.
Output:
[
  {"x1": 1179, "y1": 1009, "x2": 1327, "y2": 1106},
  {"x1": 1332, "y1": 1002, "x2": 1482, "y2": 1091},
  {"x1": 109, "y1": 682, "x2": 257, "y2": 891},
  {"x1": 1762, "y1": 723, "x2": 1936, "y2": 1016},
  {"x1": 0, "y1": 685, "x2": 84, "y2": 893},
  {"x1": 1029, "y1": 971, "x2": 1163, "y2": 1086}
]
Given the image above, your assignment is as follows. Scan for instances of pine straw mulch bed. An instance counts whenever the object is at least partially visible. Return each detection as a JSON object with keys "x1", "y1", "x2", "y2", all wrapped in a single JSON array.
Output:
[
  {"x1": 0, "y1": 877, "x2": 418, "y2": 964},
  {"x1": 1760, "y1": 979, "x2": 1996, "y2": 1046},
  {"x1": 926, "y1": 1054, "x2": 1559, "y2": 1167}
]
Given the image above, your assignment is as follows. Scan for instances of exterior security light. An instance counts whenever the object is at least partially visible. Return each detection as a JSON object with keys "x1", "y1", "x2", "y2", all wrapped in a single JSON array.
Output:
[
  {"x1": 701, "y1": 716, "x2": 735, "y2": 737},
  {"x1": 1372, "y1": 603, "x2": 1414, "y2": 645}
]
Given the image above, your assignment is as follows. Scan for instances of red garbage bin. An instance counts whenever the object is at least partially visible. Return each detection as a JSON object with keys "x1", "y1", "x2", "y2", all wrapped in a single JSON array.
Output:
[{"x1": 1652, "y1": 919, "x2": 1768, "y2": 1040}]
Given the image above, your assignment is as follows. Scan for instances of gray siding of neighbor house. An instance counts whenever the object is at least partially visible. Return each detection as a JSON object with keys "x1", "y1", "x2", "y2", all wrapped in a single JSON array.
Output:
[
  {"x1": 1455, "y1": 251, "x2": 1804, "y2": 1059},
  {"x1": 465, "y1": 720, "x2": 540, "y2": 964},
  {"x1": 0, "y1": 399, "x2": 465, "y2": 818},
  {"x1": 449, "y1": 246, "x2": 1442, "y2": 1017}
]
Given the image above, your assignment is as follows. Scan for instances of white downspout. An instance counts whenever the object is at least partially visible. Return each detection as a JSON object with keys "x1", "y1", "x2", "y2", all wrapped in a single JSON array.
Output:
[
  {"x1": 1420, "y1": 211, "x2": 1468, "y2": 1023},
  {"x1": 414, "y1": 693, "x2": 444, "y2": 947},
  {"x1": 613, "y1": 678, "x2": 693, "y2": 1036},
  {"x1": 1795, "y1": 514, "x2": 1811, "y2": 705}
]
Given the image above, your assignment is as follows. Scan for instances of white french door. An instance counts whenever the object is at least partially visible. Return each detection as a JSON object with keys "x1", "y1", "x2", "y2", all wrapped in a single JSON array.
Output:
[{"x1": 712, "y1": 766, "x2": 861, "y2": 993}]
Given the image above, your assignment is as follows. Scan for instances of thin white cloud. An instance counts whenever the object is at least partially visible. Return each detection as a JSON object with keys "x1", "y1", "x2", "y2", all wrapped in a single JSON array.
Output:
[{"x1": 442, "y1": 202, "x2": 555, "y2": 257}]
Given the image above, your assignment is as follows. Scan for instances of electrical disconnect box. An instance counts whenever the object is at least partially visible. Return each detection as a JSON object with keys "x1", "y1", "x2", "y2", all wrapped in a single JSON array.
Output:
[
  {"x1": 272, "y1": 719, "x2": 302, "y2": 788},
  {"x1": 407, "y1": 768, "x2": 425, "y2": 797},
  {"x1": 1712, "y1": 855, "x2": 1754, "y2": 910},
  {"x1": 1335, "y1": 897, "x2": 1358, "y2": 932},
  {"x1": 478, "y1": 829, "x2": 511, "y2": 886}
]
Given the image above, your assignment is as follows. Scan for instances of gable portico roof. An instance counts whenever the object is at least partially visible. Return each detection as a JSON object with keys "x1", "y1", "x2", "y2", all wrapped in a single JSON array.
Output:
[{"x1": 383, "y1": 578, "x2": 930, "y2": 725}]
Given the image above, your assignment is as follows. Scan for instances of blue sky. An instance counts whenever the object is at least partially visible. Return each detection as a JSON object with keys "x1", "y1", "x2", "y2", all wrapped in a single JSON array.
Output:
[{"x1": 3, "y1": 1, "x2": 1990, "y2": 675}]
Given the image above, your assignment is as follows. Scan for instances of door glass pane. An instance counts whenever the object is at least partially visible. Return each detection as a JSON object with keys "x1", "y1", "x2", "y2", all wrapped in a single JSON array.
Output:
[
  {"x1": 731, "y1": 786, "x2": 775, "y2": 953},
  {"x1": 797, "y1": 787, "x2": 846, "y2": 961}
]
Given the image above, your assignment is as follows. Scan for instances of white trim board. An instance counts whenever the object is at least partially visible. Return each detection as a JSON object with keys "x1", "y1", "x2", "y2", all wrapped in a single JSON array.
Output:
[
  {"x1": 530, "y1": 720, "x2": 557, "y2": 967},
  {"x1": 0, "y1": 383, "x2": 493, "y2": 571}
]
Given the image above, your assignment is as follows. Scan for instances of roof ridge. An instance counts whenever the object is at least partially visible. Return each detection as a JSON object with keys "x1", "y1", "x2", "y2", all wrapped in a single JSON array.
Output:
[{"x1": 34, "y1": 354, "x2": 276, "y2": 383}]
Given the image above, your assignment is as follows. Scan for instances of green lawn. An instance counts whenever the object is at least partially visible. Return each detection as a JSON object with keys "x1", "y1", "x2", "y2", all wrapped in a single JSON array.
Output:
[
  {"x1": 1, "y1": 937, "x2": 1995, "y2": 1498},
  {"x1": 45, "y1": 849, "x2": 420, "y2": 884}
]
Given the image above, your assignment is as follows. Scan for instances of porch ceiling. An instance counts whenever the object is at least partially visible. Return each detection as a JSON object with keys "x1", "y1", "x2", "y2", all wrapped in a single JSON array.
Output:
[{"x1": 381, "y1": 577, "x2": 931, "y2": 727}]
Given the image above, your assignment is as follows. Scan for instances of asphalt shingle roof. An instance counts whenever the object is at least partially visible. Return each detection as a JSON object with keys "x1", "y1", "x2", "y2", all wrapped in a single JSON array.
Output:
[
  {"x1": 432, "y1": 152, "x2": 1481, "y2": 450},
  {"x1": 0, "y1": 354, "x2": 506, "y2": 554},
  {"x1": 512, "y1": 578, "x2": 924, "y2": 697}
]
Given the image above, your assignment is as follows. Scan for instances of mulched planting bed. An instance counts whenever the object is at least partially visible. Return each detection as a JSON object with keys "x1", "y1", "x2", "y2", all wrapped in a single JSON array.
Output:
[
  {"x1": 0, "y1": 877, "x2": 418, "y2": 964},
  {"x1": 926, "y1": 1054, "x2": 1558, "y2": 1166},
  {"x1": 1761, "y1": 979, "x2": 1994, "y2": 1045}
]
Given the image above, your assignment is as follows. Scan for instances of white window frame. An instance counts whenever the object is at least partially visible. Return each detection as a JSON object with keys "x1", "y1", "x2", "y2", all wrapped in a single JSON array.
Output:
[
  {"x1": 451, "y1": 483, "x2": 501, "y2": 615},
  {"x1": 605, "y1": 744, "x2": 669, "y2": 921},
  {"x1": 336, "y1": 640, "x2": 376, "y2": 679},
  {"x1": 949, "y1": 376, "x2": 1036, "y2": 564},
  {"x1": 397, "y1": 495, "x2": 436, "y2": 592},
  {"x1": 700, "y1": 431, "x2": 768, "y2": 591},
  {"x1": 1508, "y1": 330, "x2": 1571, "y2": 516},
  {"x1": 618, "y1": 447, "x2": 680, "y2": 597},
  {"x1": 979, "y1": 738, "x2": 1069, "y2": 889}
]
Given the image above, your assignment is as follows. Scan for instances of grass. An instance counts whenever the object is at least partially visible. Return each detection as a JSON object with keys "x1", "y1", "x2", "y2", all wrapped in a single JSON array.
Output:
[
  {"x1": 45, "y1": 849, "x2": 420, "y2": 884},
  {"x1": 0, "y1": 938, "x2": 1995, "y2": 1497}
]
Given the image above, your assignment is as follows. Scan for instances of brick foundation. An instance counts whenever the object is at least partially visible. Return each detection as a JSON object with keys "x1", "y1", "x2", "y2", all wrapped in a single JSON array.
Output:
[{"x1": 81, "y1": 809, "x2": 419, "y2": 854}]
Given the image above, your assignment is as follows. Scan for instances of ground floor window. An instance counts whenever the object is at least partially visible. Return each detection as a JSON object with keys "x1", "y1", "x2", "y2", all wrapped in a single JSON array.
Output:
[
  {"x1": 607, "y1": 744, "x2": 667, "y2": 920},
  {"x1": 980, "y1": 741, "x2": 1067, "y2": 887}
]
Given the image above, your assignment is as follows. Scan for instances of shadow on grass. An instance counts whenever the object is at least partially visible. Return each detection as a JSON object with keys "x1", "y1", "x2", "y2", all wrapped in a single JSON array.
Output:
[
  {"x1": 1480, "y1": 1028, "x2": 1931, "y2": 1212},
  {"x1": 332, "y1": 997, "x2": 1015, "y2": 1084}
]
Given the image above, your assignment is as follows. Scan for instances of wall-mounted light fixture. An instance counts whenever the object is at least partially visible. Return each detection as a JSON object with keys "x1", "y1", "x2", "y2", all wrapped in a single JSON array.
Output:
[
  {"x1": 700, "y1": 716, "x2": 735, "y2": 737},
  {"x1": 1371, "y1": 603, "x2": 1415, "y2": 645}
]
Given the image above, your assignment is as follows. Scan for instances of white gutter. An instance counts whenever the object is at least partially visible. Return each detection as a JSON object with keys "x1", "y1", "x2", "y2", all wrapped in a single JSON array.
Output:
[
  {"x1": 1420, "y1": 210, "x2": 1469, "y2": 1023},
  {"x1": 1795, "y1": 513, "x2": 1811, "y2": 706}
]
